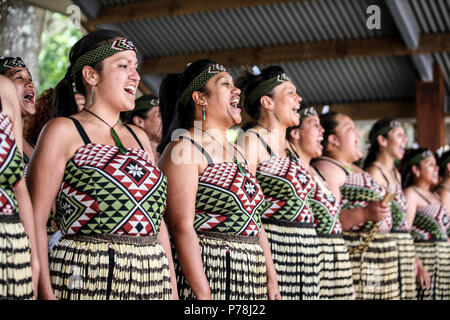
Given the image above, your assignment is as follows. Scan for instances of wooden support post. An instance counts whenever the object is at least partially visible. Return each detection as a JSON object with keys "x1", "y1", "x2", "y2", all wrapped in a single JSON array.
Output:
[{"x1": 415, "y1": 64, "x2": 445, "y2": 152}]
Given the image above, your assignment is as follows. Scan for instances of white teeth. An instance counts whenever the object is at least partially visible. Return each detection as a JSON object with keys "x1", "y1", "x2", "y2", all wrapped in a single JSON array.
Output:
[
  {"x1": 317, "y1": 137, "x2": 323, "y2": 142},
  {"x1": 124, "y1": 86, "x2": 135, "y2": 94}
]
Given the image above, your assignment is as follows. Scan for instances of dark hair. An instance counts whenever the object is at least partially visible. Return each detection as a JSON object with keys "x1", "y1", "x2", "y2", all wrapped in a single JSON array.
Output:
[
  {"x1": 120, "y1": 93, "x2": 159, "y2": 124},
  {"x1": 157, "y1": 59, "x2": 214, "y2": 154},
  {"x1": 51, "y1": 29, "x2": 125, "y2": 118},
  {"x1": 399, "y1": 147, "x2": 430, "y2": 189},
  {"x1": 437, "y1": 150, "x2": 450, "y2": 178},
  {"x1": 319, "y1": 111, "x2": 341, "y2": 154},
  {"x1": 23, "y1": 88, "x2": 55, "y2": 146},
  {"x1": 237, "y1": 65, "x2": 285, "y2": 131},
  {"x1": 363, "y1": 118, "x2": 397, "y2": 170}
]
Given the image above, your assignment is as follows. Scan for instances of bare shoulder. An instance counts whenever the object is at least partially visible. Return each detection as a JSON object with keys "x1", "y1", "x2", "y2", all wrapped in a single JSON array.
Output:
[{"x1": 159, "y1": 137, "x2": 201, "y2": 170}]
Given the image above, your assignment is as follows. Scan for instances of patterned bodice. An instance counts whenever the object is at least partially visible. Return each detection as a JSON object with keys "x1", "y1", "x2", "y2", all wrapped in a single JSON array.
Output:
[
  {"x1": 412, "y1": 200, "x2": 450, "y2": 241},
  {"x1": 309, "y1": 174, "x2": 342, "y2": 235},
  {"x1": 56, "y1": 143, "x2": 167, "y2": 236},
  {"x1": 194, "y1": 161, "x2": 265, "y2": 237},
  {"x1": 340, "y1": 171, "x2": 393, "y2": 232},
  {"x1": 256, "y1": 156, "x2": 315, "y2": 224},
  {"x1": 390, "y1": 184, "x2": 410, "y2": 231},
  {"x1": 0, "y1": 110, "x2": 24, "y2": 216}
]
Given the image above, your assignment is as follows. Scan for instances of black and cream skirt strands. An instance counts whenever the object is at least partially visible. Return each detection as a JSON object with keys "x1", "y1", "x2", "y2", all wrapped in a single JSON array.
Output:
[
  {"x1": 0, "y1": 215, "x2": 33, "y2": 300},
  {"x1": 414, "y1": 240, "x2": 450, "y2": 300},
  {"x1": 174, "y1": 232, "x2": 267, "y2": 300},
  {"x1": 49, "y1": 234, "x2": 172, "y2": 300},
  {"x1": 343, "y1": 231, "x2": 400, "y2": 300},
  {"x1": 391, "y1": 231, "x2": 417, "y2": 300},
  {"x1": 263, "y1": 219, "x2": 320, "y2": 300},
  {"x1": 316, "y1": 235, "x2": 354, "y2": 300}
]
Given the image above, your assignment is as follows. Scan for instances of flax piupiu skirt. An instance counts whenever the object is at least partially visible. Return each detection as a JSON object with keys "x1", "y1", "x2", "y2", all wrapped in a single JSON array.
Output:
[
  {"x1": 174, "y1": 231, "x2": 267, "y2": 300},
  {"x1": 49, "y1": 233, "x2": 172, "y2": 300},
  {"x1": 343, "y1": 231, "x2": 400, "y2": 299},
  {"x1": 263, "y1": 219, "x2": 320, "y2": 300},
  {"x1": 316, "y1": 234, "x2": 354, "y2": 300},
  {"x1": 0, "y1": 214, "x2": 33, "y2": 300},
  {"x1": 391, "y1": 231, "x2": 417, "y2": 300},
  {"x1": 414, "y1": 240, "x2": 450, "y2": 300}
]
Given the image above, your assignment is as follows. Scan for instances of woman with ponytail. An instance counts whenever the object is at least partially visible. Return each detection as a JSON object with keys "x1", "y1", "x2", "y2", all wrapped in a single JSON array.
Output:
[
  {"x1": 364, "y1": 118, "x2": 417, "y2": 299},
  {"x1": 158, "y1": 60, "x2": 280, "y2": 300},
  {"x1": 400, "y1": 148, "x2": 449, "y2": 299},
  {"x1": 286, "y1": 107, "x2": 354, "y2": 300},
  {"x1": 0, "y1": 56, "x2": 36, "y2": 171},
  {"x1": 0, "y1": 75, "x2": 38, "y2": 299},
  {"x1": 27, "y1": 30, "x2": 176, "y2": 300},
  {"x1": 237, "y1": 66, "x2": 320, "y2": 300},
  {"x1": 311, "y1": 112, "x2": 400, "y2": 299}
]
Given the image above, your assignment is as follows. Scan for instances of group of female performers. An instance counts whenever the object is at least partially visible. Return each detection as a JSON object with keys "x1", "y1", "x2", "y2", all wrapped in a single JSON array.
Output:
[{"x1": 0, "y1": 29, "x2": 449, "y2": 300}]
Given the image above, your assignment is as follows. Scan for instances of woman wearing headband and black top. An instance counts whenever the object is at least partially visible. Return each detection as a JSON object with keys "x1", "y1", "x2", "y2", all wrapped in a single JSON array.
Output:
[
  {"x1": 237, "y1": 66, "x2": 320, "y2": 300},
  {"x1": 27, "y1": 30, "x2": 176, "y2": 300},
  {"x1": 435, "y1": 147, "x2": 450, "y2": 215},
  {"x1": 0, "y1": 57, "x2": 36, "y2": 173},
  {"x1": 287, "y1": 106, "x2": 354, "y2": 300},
  {"x1": 363, "y1": 118, "x2": 418, "y2": 299},
  {"x1": 400, "y1": 148, "x2": 450, "y2": 299},
  {"x1": 311, "y1": 112, "x2": 399, "y2": 299},
  {"x1": 0, "y1": 75, "x2": 38, "y2": 299},
  {"x1": 158, "y1": 60, "x2": 280, "y2": 300},
  {"x1": 121, "y1": 94, "x2": 162, "y2": 162}
]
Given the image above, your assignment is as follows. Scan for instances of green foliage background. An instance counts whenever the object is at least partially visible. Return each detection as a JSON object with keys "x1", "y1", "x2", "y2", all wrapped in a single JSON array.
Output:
[{"x1": 38, "y1": 11, "x2": 82, "y2": 94}]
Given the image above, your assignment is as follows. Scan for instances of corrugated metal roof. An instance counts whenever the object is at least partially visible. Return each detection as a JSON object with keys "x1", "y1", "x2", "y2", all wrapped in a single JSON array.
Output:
[{"x1": 86, "y1": 0, "x2": 450, "y2": 103}]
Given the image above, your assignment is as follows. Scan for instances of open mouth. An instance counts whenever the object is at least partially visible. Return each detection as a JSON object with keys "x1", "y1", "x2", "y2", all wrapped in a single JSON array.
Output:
[
  {"x1": 317, "y1": 136, "x2": 324, "y2": 149},
  {"x1": 124, "y1": 85, "x2": 136, "y2": 96},
  {"x1": 23, "y1": 93, "x2": 34, "y2": 103},
  {"x1": 230, "y1": 97, "x2": 241, "y2": 110}
]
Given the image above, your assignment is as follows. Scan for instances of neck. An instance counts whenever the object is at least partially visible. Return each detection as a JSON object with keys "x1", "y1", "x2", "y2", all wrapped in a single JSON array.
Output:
[
  {"x1": 85, "y1": 103, "x2": 120, "y2": 127},
  {"x1": 193, "y1": 120, "x2": 228, "y2": 144},
  {"x1": 292, "y1": 140, "x2": 312, "y2": 167},
  {"x1": 326, "y1": 150, "x2": 353, "y2": 169},
  {"x1": 375, "y1": 150, "x2": 395, "y2": 171},
  {"x1": 414, "y1": 180, "x2": 432, "y2": 192},
  {"x1": 257, "y1": 113, "x2": 287, "y2": 155}
]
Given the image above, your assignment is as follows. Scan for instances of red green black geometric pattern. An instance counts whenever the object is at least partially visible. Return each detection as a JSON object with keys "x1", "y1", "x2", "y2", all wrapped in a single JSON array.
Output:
[
  {"x1": 390, "y1": 183, "x2": 409, "y2": 231},
  {"x1": 194, "y1": 161, "x2": 266, "y2": 237},
  {"x1": 340, "y1": 171, "x2": 393, "y2": 232},
  {"x1": 412, "y1": 203, "x2": 449, "y2": 241},
  {"x1": 308, "y1": 177, "x2": 342, "y2": 234},
  {"x1": 56, "y1": 144, "x2": 167, "y2": 236},
  {"x1": 256, "y1": 156, "x2": 315, "y2": 223},
  {"x1": 0, "y1": 111, "x2": 24, "y2": 216}
]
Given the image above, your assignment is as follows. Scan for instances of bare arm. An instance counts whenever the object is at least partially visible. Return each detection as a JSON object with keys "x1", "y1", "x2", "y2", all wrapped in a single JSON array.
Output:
[
  {"x1": 159, "y1": 140, "x2": 211, "y2": 299},
  {"x1": 258, "y1": 226, "x2": 281, "y2": 300},
  {"x1": 27, "y1": 118, "x2": 74, "y2": 299}
]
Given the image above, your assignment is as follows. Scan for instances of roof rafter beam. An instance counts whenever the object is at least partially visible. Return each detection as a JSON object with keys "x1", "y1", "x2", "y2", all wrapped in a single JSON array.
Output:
[
  {"x1": 140, "y1": 33, "x2": 450, "y2": 74},
  {"x1": 385, "y1": 0, "x2": 433, "y2": 82},
  {"x1": 88, "y1": 0, "x2": 301, "y2": 26}
]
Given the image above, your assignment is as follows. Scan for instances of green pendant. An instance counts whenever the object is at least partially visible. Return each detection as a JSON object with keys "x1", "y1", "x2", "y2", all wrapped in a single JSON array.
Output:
[
  {"x1": 111, "y1": 127, "x2": 127, "y2": 154},
  {"x1": 235, "y1": 157, "x2": 247, "y2": 176}
]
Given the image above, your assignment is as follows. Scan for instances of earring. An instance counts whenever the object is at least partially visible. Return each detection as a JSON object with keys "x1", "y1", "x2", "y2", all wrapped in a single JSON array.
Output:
[
  {"x1": 90, "y1": 86, "x2": 94, "y2": 105},
  {"x1": 202, "y1": 105, "x2": 206, "y2": 120}
]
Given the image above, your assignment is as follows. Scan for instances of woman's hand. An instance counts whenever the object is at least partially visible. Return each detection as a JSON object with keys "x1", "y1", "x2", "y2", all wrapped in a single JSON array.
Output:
[
  {"x1": 416, "y1": 261, "x2": 431, "y2": 290},
  {"x1": 267, "y1": 278, "x2": 281, "y2": 300}
]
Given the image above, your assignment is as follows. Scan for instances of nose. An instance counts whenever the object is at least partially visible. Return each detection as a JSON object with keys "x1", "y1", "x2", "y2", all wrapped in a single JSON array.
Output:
[
  {"x1": 130, "y1": 67, "x2": 140, "y2": 82},
  {"x1": 24, "y1": 77, "x2": 34, "y2": 89},
  {"x1": 233, "y1": 85, "x2": 241, "y2": 96}
]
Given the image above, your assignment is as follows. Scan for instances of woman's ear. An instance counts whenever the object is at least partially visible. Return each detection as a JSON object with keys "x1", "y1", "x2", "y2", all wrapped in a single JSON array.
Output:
[
  {"x1": 192, "y1": 91, "x2": 208, "y2": 107},
  {"x1": 81, "y1": 66, "x2": 100, "y2": 87},
  {"x1": 328, "y1": 133, "x2": 339, "y2": 148},
  {"x1": 132, "y1": 115, "x2": 145, "y2": 129},
  {"x1": 377, "y1": 134, "x2": 388, "y2": 148},
  {"x1": 411, "y1": 164, "x2": 420, "y2": 178},
  {"x1": 289, "y1": 128, "x2": 300, "y2": 141},
  {"x1": 260, "y1": 95, "x2": 274, "y2": 111}
]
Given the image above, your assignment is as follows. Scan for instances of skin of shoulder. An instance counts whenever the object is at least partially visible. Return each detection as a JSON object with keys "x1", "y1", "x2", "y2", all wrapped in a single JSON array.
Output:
[
  {"x1": 311, "y1": 159, "x2": 347, "y2": 201},
  {"x1": 124, "y1": 123, "x2": 155, "y2": 160},
  {"x1": 237, "y1": 130, "x2": 268, "y2": 175},
  {"x1": 366, "y1": 165, "x2": 387, "y2": 188}
]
